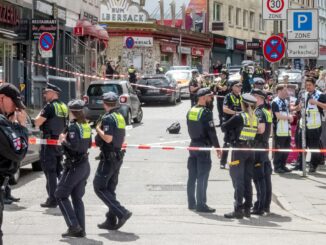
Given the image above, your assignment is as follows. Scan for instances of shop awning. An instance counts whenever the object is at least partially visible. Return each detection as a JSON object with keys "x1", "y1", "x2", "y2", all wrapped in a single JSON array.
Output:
[
  {"x1": 73, "y1": 19, "x2": 98, "y2": 38},
  {"x1": 95, "y1": 25, "x2": 109, "y2": 41}
]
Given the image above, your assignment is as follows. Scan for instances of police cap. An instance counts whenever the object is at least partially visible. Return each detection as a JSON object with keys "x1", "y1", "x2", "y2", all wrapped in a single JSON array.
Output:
[
  {"x1": 230, "y1": 80, "x2": 242, "y2": 88},
  {"x1": 253, "y1": 77, "x2": 265, "y2": 84},
  {"x1": 251, "y1": 89, "x2": 267, "y2": 99},
  {"x1": 68, "y1": 99, "x2": 85, "y2": 111},
  {"x1": 44, "y1": 83, "x2": 62, "y2": 93},
  {"x1": 0, "y1": 83, "x2": 26, "y2": 109},
  {"x1": 197, "y1": 88, "x2": 213, "y2": 97},
  {"x1": 242, "y1": 93, "x2": 257, "y2": 105},
  {"x1": 103, "y1": 91, "x2": 119, "y2": 102}
]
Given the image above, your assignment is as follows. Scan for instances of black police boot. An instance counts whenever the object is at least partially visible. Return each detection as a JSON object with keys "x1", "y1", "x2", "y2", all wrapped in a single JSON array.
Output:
[
  {"x1": 196, "y1": 205, "x2": 216, "y2": 213},
  {"x1": 40, "y1": 199, "x2": 57, "y2": 208},
  {"x1": 251, "y1": 209, "x2": 264, "y2": 216},
  {"x1": 264, "y1": 207, "x2": 270, "y2": 214},
  {"x1": 7, "y1": 195, "x2": 20, "y2": 202},
  {"x1": 188, "y1": 204, "x2": 196, "y2": 210},
  {"x1": 114, "y1": 211, "x2": 132, "y2": 230},
  {"x1": 98, "y1": 214, "x2": 118, "y2": 230},
  {"x1": 282, "y1": 166, "x2": 292, "y2": 173},
  {"x1": 61, "y1": 225, "x2": 85, "y2": 238},
  {"x1": 224, "y1": 209, "x2": 244, "y2": 219},
  {"x1": 243, "y1": 209, "x2": 251, "y2": 218},
  {"x1": 3, "y1": 198, "x2": 13, "y2": 205},
  {"x1": 220, "y1": 163, "x2": 226, "y2": 169},
  {"x1": 309, "y1": 166, "x2": 317, "y2": 173}
]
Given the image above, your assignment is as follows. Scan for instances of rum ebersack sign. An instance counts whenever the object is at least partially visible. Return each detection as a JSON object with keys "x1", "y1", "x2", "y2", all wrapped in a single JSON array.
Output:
[{"x1": 101, "y1": 0, "x2": 151, "y2": 23}]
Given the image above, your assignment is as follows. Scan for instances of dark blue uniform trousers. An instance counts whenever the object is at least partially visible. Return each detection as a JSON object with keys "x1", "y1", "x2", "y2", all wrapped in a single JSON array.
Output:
[
  {"x1": 41, "y1": 145, "x2": 63, "y2": 202},
  {"x1": 187, "y1": 151, "x2": 212, "y2": 208},
  {"x1": 230, "y1": 150, "x2": 254, "y2": 210},
  {"x1": 55, "y1": 160, "x2": 90, "y2": 230},
  {"x1": 93, "y1": 153, "x2": 128, "y2": 219}
]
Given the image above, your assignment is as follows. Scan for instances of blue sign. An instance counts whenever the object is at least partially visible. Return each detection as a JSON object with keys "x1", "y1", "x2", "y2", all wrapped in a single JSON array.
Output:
[
  {"x1": 263, "y1": 35, "x2": 286, "y2": 63},
  {"x1": 125, "y1": 37, "x2": 134, "y2": 49},
  {"x1": 39, "y1": 32, "x2": 54, "y2": 51},
  {"x1": 293, "y1": 12, "x2": 312, "y2": 31}
]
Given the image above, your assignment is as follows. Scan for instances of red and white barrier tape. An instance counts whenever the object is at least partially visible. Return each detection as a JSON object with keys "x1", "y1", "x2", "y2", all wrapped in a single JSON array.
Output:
[{"x1": 28, "y1": 138, "x2": 322, "y2": 153}]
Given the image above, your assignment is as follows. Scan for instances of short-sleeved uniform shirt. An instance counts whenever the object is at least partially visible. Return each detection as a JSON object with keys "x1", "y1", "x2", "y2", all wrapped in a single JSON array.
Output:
[{"x1": 223, "y1": 93, "x2": 242, "y2": 121}]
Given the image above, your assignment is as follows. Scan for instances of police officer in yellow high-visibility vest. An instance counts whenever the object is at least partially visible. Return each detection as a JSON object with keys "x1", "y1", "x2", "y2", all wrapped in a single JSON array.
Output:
[
  {"x1": 34, "y1": 83, "x2": 68, "y2": 208},
  {"x1": 128, "y1": 64, "x2": 137, "y2": 84},
  {"x1": 94, "y1": 92, "x2": 132, "y2": 231},
  {"x1": 251, "y1": 89, "x2": 273, "y2": 215},
  {"x1": 295, "y1": 77, "x2": 326, "y2": 172},
  {"x1": 187, "y1": 88, "x2": 221, "y2": 213},
  {"x1": 222, "y1": 93, "x2": 261, "y2": 219},
  {"x1": 271, "y1": 84, "x2": 293, "y2": 174}
]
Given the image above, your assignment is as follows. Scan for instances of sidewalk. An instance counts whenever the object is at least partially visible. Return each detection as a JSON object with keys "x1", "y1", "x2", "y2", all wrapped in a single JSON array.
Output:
[{"x1": 272, "y1": 164, "x2": 326, "y2": 224}]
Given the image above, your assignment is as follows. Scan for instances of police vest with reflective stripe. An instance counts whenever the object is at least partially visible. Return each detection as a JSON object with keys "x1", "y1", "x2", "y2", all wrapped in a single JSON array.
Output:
[
  {"x1": 111, "y1": 111, "x2": 126, "y2": 148},
  {"x1": 239, "y1": 112, "x2": 258, "y2": 141},
  {"x1": 68, "y1": 122, "x2": 92, "y2": 155},
  {"x1": 230, "y1": 94, "x2": 242, "y2": 108},
  {"x1": 187, "y1": 106, "x2": 206, "y2": 142},
  {"x1": 128, "y1": 68, "x2": 136, "y2": 73},
  {"x1": 300, "y1": 91, "x2": 322, "y2": 130},
  {"x1": 44, "y1": 100, "x2": 68, "y2": 137},
  {"x1": 262, "y1": 108, "x2": 272, "y2": 123},
  {"x1": 273, "y1": 97, "x2": 290, "y2": 137}
]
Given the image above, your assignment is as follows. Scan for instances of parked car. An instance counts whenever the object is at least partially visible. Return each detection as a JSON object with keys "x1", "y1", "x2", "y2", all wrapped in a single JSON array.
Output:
[
  {"x1": 136, "y1": 75, "x2": 181, "y2": 105},
  {"x1": 277, "y1": 69, "x2": 303, "y2": 88},
  {"x1": 165, "y1": 69, "x2": 197, "y2": 98},
  {"x1": 83, "y1": 80, "x2": 143, "y2": 125},
  {"x1": 228, "y1": 65, "x2": 242, "y2": 76},
  {"x1": 12, "y1": 115, "x2": 42, "y2": 184},
  {"x1": 169, "y1": 66, "x2": 192, "y2": 71}
]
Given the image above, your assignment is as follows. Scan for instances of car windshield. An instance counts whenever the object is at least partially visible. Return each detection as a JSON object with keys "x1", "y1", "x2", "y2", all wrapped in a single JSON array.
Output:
[
  {"x1": 87, "y1": 84, "x2": 123, "y2": 96},
  {"x1": 167, "y1": 72, "x2": 191, "y2": 80},
  {"x1": 279, "y1": 71, "x2": 301, "y2": 81},
  {"x1": 138, "y1": 78, "x2": 170, "y2": 86}
]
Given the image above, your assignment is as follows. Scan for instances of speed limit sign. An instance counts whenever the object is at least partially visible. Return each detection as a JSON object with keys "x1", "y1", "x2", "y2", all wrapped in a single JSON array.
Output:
[{"x1": 262, "y1": 0, "x2": 288, "y2": 20}]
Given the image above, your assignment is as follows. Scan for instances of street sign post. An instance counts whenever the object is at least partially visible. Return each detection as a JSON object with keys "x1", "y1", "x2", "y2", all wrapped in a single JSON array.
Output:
[
  {"x1": 39, "y1": 32, "x2": 55, "y2": 51},
  {"x1": 287, "y1": 9, "x2": 319, "y2": 41},
  {"x1": 262, "y1": 0, "x2": 289, "y2": 20},
  {"x1": 125, "y1": 36, "x2": 135, "y2": 49},
  {"x1": 263, "y1": 35, "x2": 286, "y2": 63},
  {"x1": 287, "y1": 41, "x2": 319, "y2": 58}
]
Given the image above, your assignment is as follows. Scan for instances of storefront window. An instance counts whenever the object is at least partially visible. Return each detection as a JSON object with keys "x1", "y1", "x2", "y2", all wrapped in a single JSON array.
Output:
[
  {"x1": 0, "y1": 41, "x2": 13, "y2": 83},
  {"x1": 160, "y1": 54, "x2": 172, "y2": 69},
  {"x1": 192, "y1": 56, "x2": 202, "y2": 73}
]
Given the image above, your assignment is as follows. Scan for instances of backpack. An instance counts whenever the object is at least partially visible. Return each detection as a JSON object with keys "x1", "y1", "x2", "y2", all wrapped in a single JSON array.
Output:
[{"x1": 167, "y1": 122, "x2": 181, "y2": 134}]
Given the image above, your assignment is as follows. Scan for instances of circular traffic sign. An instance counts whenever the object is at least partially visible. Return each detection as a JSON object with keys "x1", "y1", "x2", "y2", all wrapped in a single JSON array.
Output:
[
  {"x1": 125, "y1": 37, "x2": 134, "y2": 49},
  {"x1": 267, "y1": 0, "x2": 284, "y2": 13},
  {"x1": 39, "y1": 32, "x2": 54, "y2": 51},
  {"x1": 263, "y1": 35, "x2": 286, "y2": 63}
]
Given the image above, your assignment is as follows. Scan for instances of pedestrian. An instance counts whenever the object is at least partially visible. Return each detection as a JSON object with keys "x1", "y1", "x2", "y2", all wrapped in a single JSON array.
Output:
[
  {"x1": 106, "y1": 60, "x2": 115, "y2": 79},
  {"x1": 253, "y1": 63, "x2": 265, "y2": 80},
  {"x1": 55, "y1": 99, "x2": 91, "y2": 238},
  {"x1": 271, "y1": 84, "x2": 293, "y2": 174},
  {"x1": 220, "y1": 81, "x2": 243, "y2": 169},
  {"x1": 215, "y1": 69, "x2": 229, "y2": 126},
  {"x1": 186, "y1": 88, "x2": 222, "y2": 213},
  {"x1": 34, "y1": 83, "x2": 68, "y2": 208},
  {"x1": 189, "y1": 70, "x2": 200, "y2": 107},
  {"x1": 128, "y1": 64, "x2": 137, "y2": 84},
  {"x1": 316, "y1": 70, "x2": 326, "y2": 93},
  {"x1": 156, "y1": 63, "x2": 164, "y2": 74},
  {"x1": 222, "y1": 93, "x2": 261, "y2": 219},
  {"x1": 294, "y1": 77, "x2": 326, "y2": 172},
  {"x1": 94, "y1": 91, "x2": 132, "y2": 231},
  {"x1": 0, "y1": 83, "x2": 29, "y2": 244},
  {"x1": 251, "y1": 89, "x2": 273, "y2": 215}
]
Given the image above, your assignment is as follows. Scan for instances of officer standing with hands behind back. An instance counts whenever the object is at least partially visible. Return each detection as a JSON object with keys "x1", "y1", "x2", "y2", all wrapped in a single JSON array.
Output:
[
  {"x1": 0, "y1": 83, "x2": 29, "y2": 244},
  {"x1": 34, "y1": 83, "x2": 68, "y2": 208},
  {"x1": 55, "y1": 99, "x2": 91, "y2": 238},
  {"x1": 94, "y1": 92, "x2": 132, "y2": 231},
  {"x1": 187, "y1": 88, "x2": 222, "y2": 213}
]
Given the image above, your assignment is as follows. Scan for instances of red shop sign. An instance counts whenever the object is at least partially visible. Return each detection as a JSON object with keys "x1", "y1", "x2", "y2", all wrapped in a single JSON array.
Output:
[
  {"x1": 161, "y1": 43, "x2": 176, "y2": 53},
  {"x1": 192, "y1": 47, "x2": 205, "y2": 56},
  {"x1": 73, "y1": 26, "x2": 84, "y2": 36},
  {"x1": 0, "y1": 2, "x2": 20, "y2": 26}
]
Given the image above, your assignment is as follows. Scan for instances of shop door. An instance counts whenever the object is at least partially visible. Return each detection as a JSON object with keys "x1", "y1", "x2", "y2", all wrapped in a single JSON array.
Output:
[
  {"x1": 0, "y1": 41, "x2": 13, "y2": 84},
  {"x1": 181, "y1": 54, "x2": 187, "y2": 66}
]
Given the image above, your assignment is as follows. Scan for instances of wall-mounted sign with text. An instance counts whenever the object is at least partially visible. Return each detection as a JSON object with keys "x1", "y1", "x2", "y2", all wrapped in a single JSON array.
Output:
[
  {"x1": 32, "y1": 19, "x2": 57, "y2": 40},
  {"x1": 123, "y1": 36, "x2": 153, "y2": 48}
]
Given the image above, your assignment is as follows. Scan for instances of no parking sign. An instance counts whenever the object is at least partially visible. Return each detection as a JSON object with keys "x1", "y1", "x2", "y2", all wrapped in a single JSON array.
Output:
[
  {"x1": 262, "y1": 0, "x2": 288, "y2": 20},
  {"x1": 263, "y1": 35, "x2": 286, "y2": 63}
]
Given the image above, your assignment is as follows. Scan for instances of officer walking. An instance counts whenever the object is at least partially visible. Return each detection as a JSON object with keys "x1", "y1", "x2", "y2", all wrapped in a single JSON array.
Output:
[
  {"x1": 156, "y1": 63, "x2": 164, "y2": 74},
  {"x1": 251, "y1": 89, "x2": 273, "y2": 215},
  {"x1": 294, "y1": 77, "x2": 326, "y2": 172},
  {"x1": 187, "y1": 88, "x2": 222, "y2": 213},
  {"x1": 128, "y1": 64, "x2": 137, "y2": 84},
  {"x1": 189, "y1": 70, "x2": 200, "y2": 107},
  {"x1": 34, "y1": 83, "x2": 68, "y2": 208},
  {"x1": 55, "y1": 99, "x2": 91, "y2": 238},
  {"x1": 215, "y1": 70, "x2": 229, "y2": 126},
  {"x1": 220, "y1": 81, "x2": 243, "y2": 169},
  {"x1": 271, "y1": 85, "x2": 293, "y2": 173},
  {"x1": 222, "y1": 93, "x2": 261, "y2": 219},
  {"x1": 0, "y1": 83, "x2": 29, "y2": 244},
  {"x1": 94, "y1": 92, "x2": 132, "y2": 230}
]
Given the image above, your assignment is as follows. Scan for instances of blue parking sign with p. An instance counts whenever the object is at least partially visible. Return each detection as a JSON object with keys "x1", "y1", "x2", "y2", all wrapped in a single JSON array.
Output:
[{"x1": 293, "y1": 12, "x2": 312, "y2": 31}]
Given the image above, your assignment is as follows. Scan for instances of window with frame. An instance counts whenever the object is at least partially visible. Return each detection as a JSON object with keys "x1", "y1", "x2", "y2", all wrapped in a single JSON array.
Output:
[
  {"x1": 228, "y1": 6, "x2": 233, "y2": 25},
  {"x1": 236, "y1": 8, "x2": 241, "y2": 26},
  {"x1": 250, "y1": 12, "x2": 255, "y2": 30},
  {"x1": 213, "y1": 2, "x2": 221, "y2": 21},
  {"x1": 243, "y1": 10, "x2": 248, "y2": 28}
]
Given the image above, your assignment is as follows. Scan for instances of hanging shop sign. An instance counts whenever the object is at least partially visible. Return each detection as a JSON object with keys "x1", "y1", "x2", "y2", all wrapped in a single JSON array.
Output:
[{"x1": 32, "y1": 19, "x2": 57, "y2": 40}]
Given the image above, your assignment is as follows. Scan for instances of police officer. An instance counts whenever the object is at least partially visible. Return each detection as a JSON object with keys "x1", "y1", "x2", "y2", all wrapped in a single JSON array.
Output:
[
  {"x1": 156, "y1": 63, "x2": 164, "y2": 74},
  {"x1": 189, "y1": 70, "x2": 200, "y2": 107},
  {"x1": 0, "y1": 83, "x2": 29, "y2": 244},
  {"x1": 128, "y1": 64, "x2": 137, "y2": 84},
  {"x1": 252, "y1": 77, "x2": 266, "y2": 91},
  {"x1": 215, "y1": 70, "x2": 229, "y2": 126},
  {"x1": 295, "y1": 77, "x2": 326, "y2": 172},
  {"x1": 55, "y1": 99, "x2": 91, "y2": 238},
  {"x1": 253, "y1": 63, "x2": 265, "y2": 80},
  {"x1": 251, "y1": 89, "x2": 273, "y2": 215},
  {"x1": 272, "y1": 84, "x2": 293, "y2": 173},
  {"x1": 94, "y1": 92, "x2": 132, "y2": 230},
  {"x1": 34, "y1": 83, "x2": 68, "y2": 208},
  {"x1": 187, "y1": 88, "x2": 222, "y2": 213},
  {"x1": 220, "y1": 81, "x2": 243, "y2": 169},
  {"x1": 222, "y1": 93, "x2": 261, "y2": 219},
  {"x1": 241, "y1": 65, "x2": 252, "y2": 93}
]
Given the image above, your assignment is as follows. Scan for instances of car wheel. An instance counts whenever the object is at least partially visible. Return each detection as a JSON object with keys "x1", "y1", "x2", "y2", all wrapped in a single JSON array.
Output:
[
  {"x1": 10, "y1": 168, "x2": 20, "y2": 185},
  {"x1": 171, "y1": 93, "x2": 177, "y2": 105},
  {"x1": 32, "y1": 161, "x2": 43, "y2": 171},
  {"x1": 134, "y1": 107, "x2": 143, "y2": 123},
  {"x1": 177, "y1": 90, "x2": 182, "y2": 102},
  {"x1": 126, "y1": 110, "x2": 132, "y2": 125}
]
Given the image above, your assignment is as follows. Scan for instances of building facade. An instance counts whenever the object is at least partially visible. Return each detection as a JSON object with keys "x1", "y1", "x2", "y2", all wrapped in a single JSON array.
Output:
[{"x1": 317, "y1": 0, "x2": 326, "y2": 66}]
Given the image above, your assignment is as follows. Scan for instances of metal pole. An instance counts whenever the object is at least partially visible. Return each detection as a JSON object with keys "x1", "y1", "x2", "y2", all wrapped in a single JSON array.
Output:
[
  {"x1": 179, "y1": 33, "x2": 182, "y2": 64},
  {"x1": 301, "y1": 92, "x2": 307, "y2": 177}
]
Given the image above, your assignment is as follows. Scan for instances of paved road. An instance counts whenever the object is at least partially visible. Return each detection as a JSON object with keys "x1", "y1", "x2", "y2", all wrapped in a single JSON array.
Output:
[{"x1": 5, "y1": 100, "x2": 326, "y2": 244}]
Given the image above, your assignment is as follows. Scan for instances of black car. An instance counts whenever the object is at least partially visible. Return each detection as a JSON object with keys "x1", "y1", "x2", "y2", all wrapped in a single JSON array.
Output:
[{"x1": 136, "y1": 75, "x2": 181, "y2": 105}]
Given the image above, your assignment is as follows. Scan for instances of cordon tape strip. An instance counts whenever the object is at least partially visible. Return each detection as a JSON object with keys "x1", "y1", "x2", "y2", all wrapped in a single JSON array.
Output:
[{"x1": 28, "y1": 138, "x2": 323, "y2": 153}]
